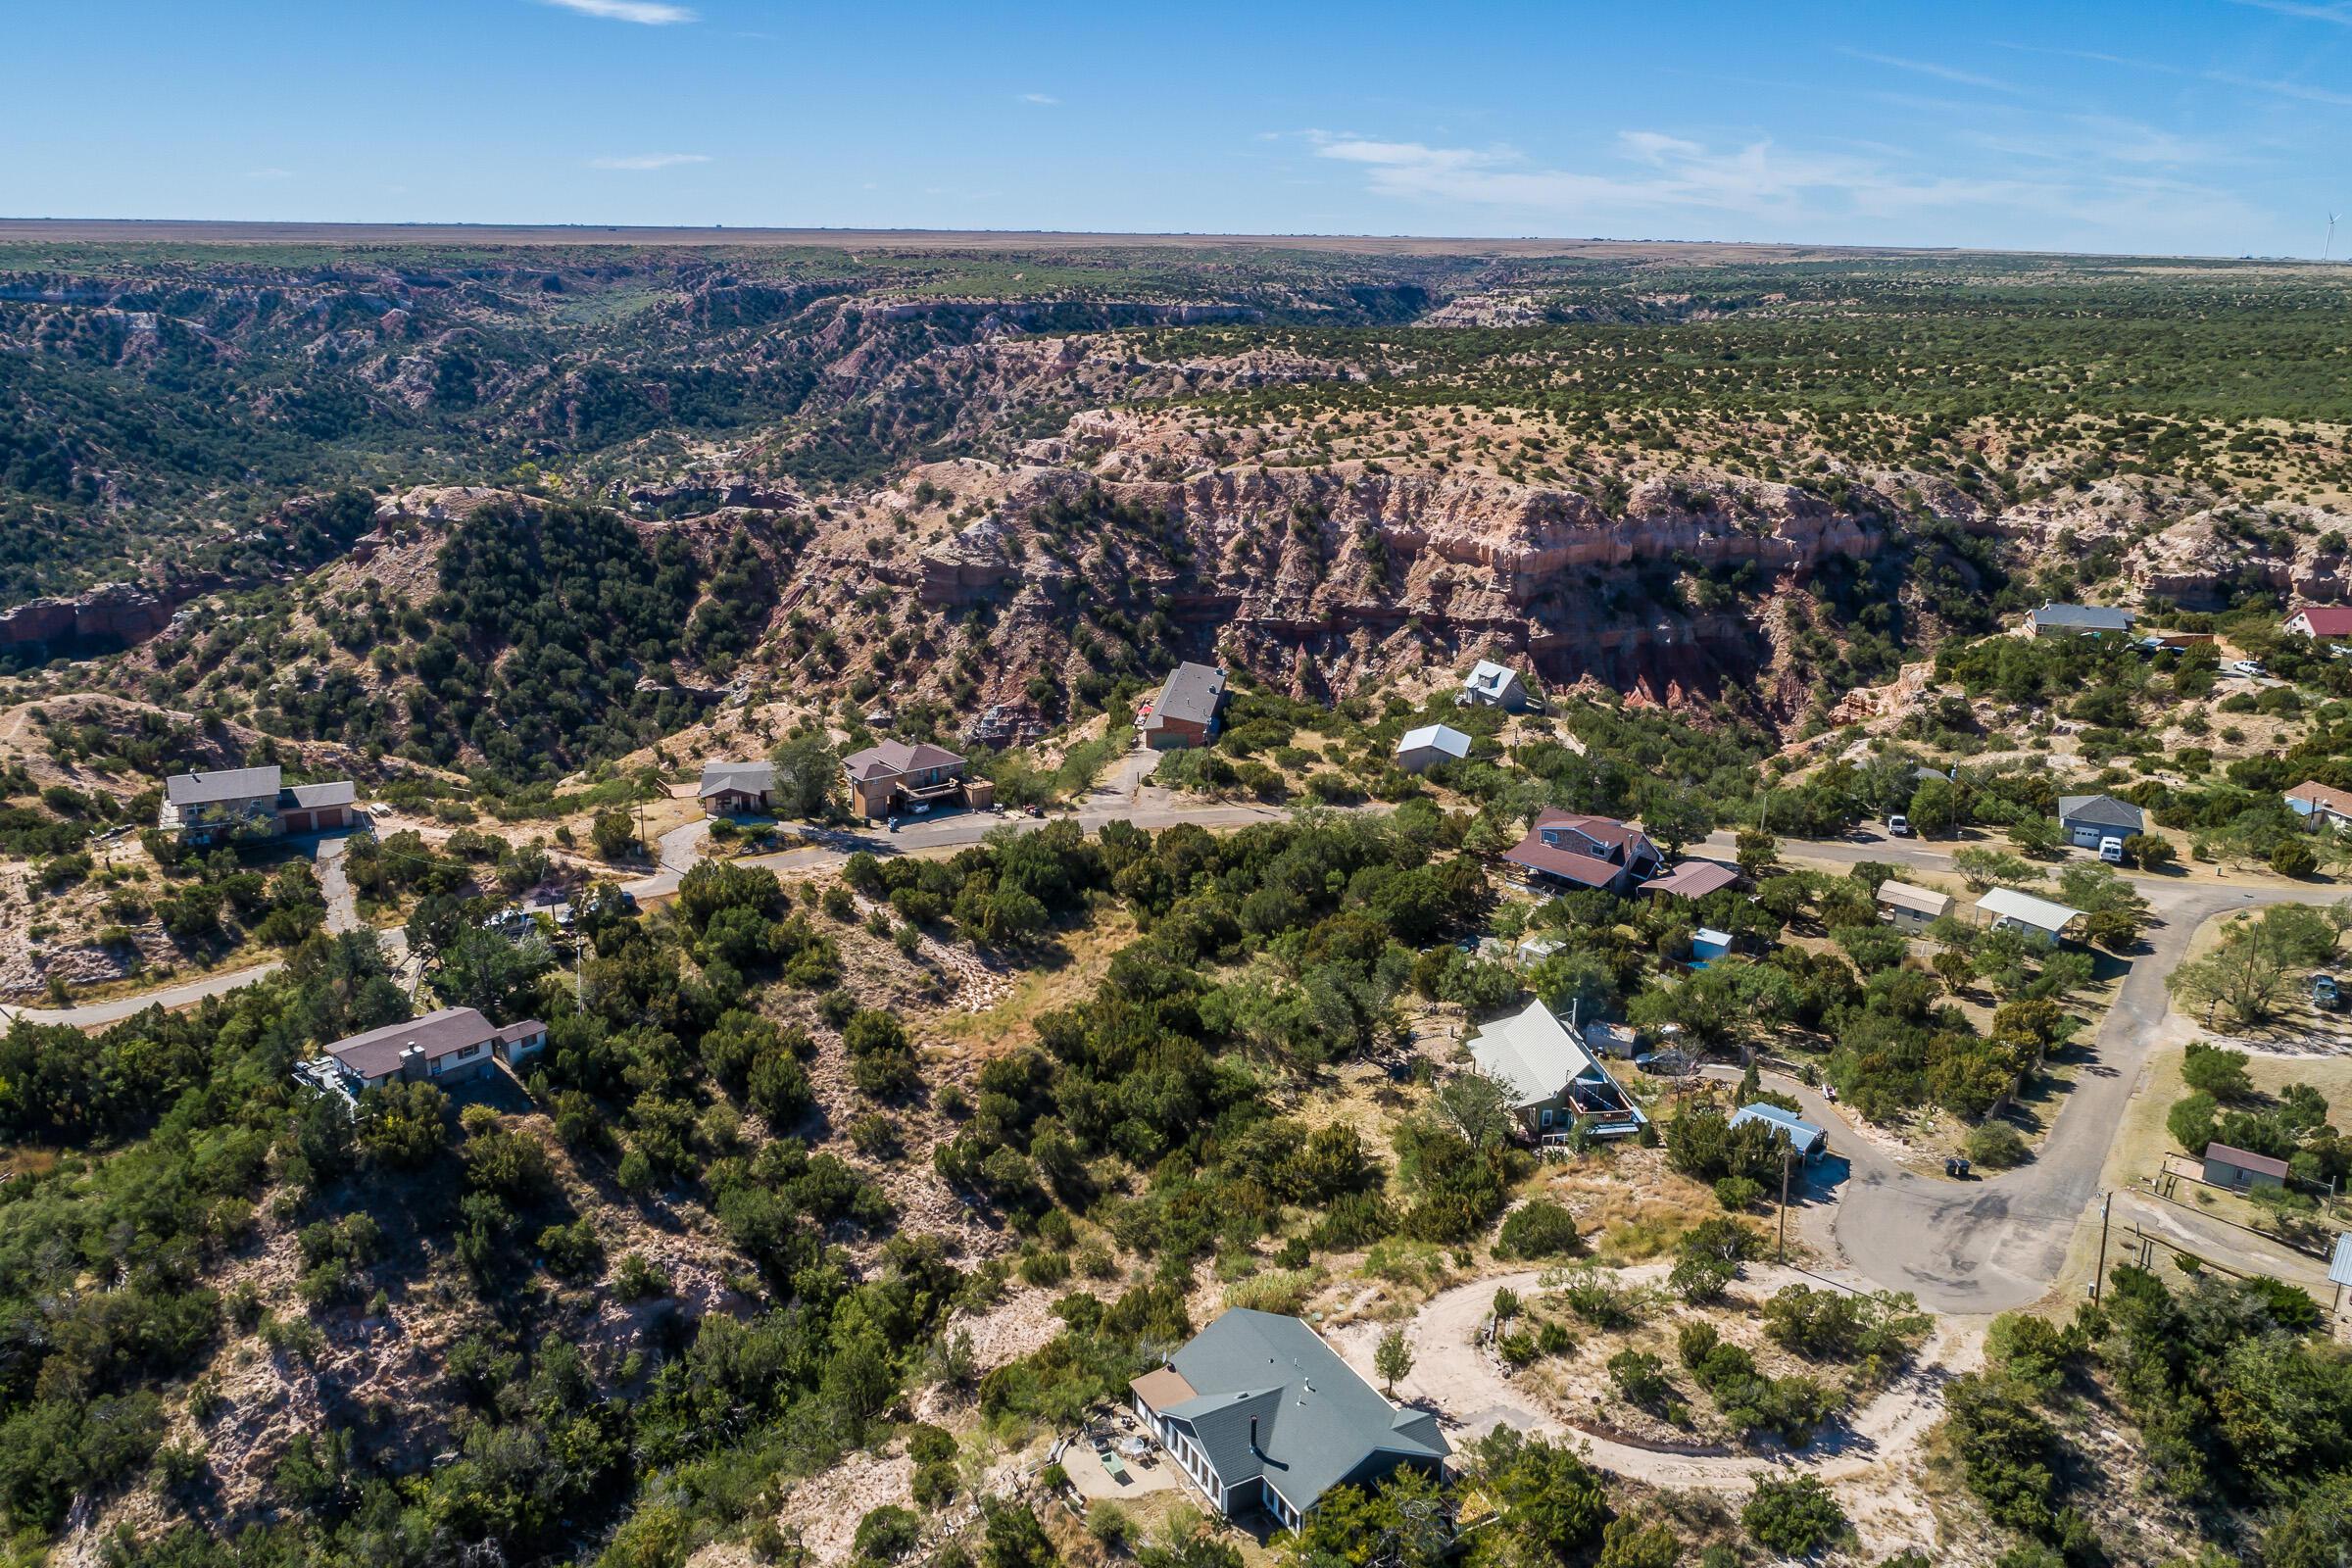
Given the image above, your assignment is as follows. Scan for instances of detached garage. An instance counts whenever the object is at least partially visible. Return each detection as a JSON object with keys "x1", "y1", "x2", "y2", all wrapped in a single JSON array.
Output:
[{"x1": 2058, "y1": 793, "x2": 2144, "y2": 850}]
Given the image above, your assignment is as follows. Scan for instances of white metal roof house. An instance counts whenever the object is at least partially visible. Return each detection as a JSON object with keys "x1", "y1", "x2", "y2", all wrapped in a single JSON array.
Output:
[
  {"x1": 1457, "y1": 660, "x2": 1531, "y2": 711},
  {"x1": 1129, "y1": 1310, "x2": 1448, "y2": 1531},
  {"x1": 1393, "y1": 723, "x2": 1472, "y2": 773},
  {"x1": 1976, "y1": 886, "x2": 2083, "y2": 945},
  {"x1": 1464, "y1": 998, "x2": 1645, "y2": 1141},
  {"x1": 1730, "y1": 1102, "x2": 1828, "y2": 1159}
]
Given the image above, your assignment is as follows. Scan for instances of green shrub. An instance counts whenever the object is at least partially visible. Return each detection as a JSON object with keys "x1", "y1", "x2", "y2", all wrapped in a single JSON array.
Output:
[
  {"x1": 1965, "y1": 1122, "x2": 2030, "y2": 1169},
  {"x1": 1741, "y1": 1474, "x2": 1848, "y2": 1556},
  {"x1": 1494, "y1": 1200, "x2": 1584, "y2": 1259}
]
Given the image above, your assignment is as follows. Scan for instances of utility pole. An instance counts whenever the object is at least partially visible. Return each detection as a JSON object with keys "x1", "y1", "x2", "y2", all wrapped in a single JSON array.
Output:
[
  {"x1": 2093, "y1": 1191, "x2": 2113, "y2": 1301},
  {"x1": 1778, "y1": 1149, "x2": 1792, "y2": 1262}
]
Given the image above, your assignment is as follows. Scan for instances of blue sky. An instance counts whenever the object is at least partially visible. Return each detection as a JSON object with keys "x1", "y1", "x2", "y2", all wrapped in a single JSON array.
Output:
[{"x1": 8, "y1": 1, "x2": 2352, "y2": 256}]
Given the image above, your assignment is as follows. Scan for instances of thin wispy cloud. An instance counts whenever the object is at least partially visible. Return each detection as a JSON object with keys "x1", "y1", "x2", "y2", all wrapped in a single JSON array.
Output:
[
  {"x1": 1304, "y1": 126, "x2": 2259, "y2": 249},
  {"x1": 2227, "y1": 0, "x2": 2352, "y2": 24},
  {"x1": 1017, "y1": 92, "x2": 1059, "y2": 105},
  {"x1": 1989, "y1": 41, "x2": 2188, "y2": 74},
  {"x1": 2207, "y1": 70, "x2": 2352, "y2": 106},
  {"x1": 1838, "y1": 48, "x2": 2022, "y2": 93},
  {"x1": 587, "y1": 152, "x2": 712, "y2": 170},
  {"x1": 537, "y1": 0, "x2": 696, "y2": 24}
]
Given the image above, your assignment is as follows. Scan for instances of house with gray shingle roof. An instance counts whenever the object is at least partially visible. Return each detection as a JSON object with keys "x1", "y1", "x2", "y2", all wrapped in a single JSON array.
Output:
[
  {"x1": 841, "y1": 741, "x2": 984, "y2": 819},
  {"x1": 2058, "y1": 793, "x2": 2144, "y2": 848},
  {"x1": 1138, "y1": 662, "x2": 1228, "y2": 750},
  {"x1": 1130, "y1": 1309, "x2": 1448, "y2": 1529},
  {"x1": 698, "y1": 760, "x2": 777, "y2": 815},
  {"x1": 159, "y1": 764, "x2": 357, "y2": 844}
]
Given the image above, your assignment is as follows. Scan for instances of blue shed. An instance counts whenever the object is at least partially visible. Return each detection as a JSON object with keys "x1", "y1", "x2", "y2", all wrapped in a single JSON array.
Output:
[{"x1": 1730, "y1": 1102, "x2": 1827, "y2": 1159}]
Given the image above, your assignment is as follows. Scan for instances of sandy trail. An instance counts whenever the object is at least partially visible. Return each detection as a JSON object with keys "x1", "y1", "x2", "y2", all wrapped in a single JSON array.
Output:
[{"x1": 1325, "y1": 1264, "x2": 1979, "y2": 1494}]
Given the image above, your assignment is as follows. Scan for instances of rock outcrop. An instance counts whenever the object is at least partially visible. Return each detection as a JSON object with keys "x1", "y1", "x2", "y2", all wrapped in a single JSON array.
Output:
[{"x1": 0, "y1": 581, "x2": 173, "y2": 654}]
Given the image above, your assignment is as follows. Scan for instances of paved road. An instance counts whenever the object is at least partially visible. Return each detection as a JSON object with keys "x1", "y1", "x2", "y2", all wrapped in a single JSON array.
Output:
[
  {"x1": 0, "y1": 832, "x2": 408, "y2": 1029},
  {"x1": 1698, "y1": 830, "x2": 2328, "y2": 1311}
]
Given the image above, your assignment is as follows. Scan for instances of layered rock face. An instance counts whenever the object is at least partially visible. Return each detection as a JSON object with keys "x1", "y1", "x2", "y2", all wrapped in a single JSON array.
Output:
[
  {"x1": 0, "y1": 581, "x2": 173, "y2": 654},
  {"x1": 903, "y1": 448, "x2": 1893, "y2": 713}
]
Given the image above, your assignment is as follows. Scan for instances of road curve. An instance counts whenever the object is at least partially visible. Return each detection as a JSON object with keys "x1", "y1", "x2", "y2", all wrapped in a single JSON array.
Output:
[{"x1": 1696, "y1": 830, "x2": 2328, "y2": 1312}]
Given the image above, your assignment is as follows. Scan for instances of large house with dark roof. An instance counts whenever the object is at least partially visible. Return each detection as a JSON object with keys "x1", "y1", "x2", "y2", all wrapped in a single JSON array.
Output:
[
  {"x1": 159, "y1": 765, "x2": 356, "y2": 846},
  {"x1": 842, "y1": 741, "x2": 989, "y2": 820},
  {"x1": 322, "y1": 1005, "x2": 546, "y2": 1094},
  {"x1": 1502, "y1": 809, "x2": 1664, "y2": 896},
  {"x1": 1139, "y1": 662, "x2": 1228, "y2": 750},
  {"x1": 1130, "y1": 1309, "x2": 1448, "y2": 1530}
]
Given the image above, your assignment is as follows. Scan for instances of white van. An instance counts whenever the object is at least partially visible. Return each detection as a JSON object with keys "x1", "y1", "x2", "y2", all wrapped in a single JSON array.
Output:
[{"x1": 2099, "y1": 835, "x2": 2125, "y2": 863}]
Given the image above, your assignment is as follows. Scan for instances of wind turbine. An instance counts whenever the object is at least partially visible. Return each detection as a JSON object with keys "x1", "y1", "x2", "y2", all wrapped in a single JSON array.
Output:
[{"x1": 2328, "y1": 212, "x2": 2341, "y2": 262}]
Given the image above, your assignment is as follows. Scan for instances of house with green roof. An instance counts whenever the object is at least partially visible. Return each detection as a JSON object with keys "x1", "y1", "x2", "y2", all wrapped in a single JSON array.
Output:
[{"x1": 1129, "y1": 1309, "x2": 1448, "y2": 1530}]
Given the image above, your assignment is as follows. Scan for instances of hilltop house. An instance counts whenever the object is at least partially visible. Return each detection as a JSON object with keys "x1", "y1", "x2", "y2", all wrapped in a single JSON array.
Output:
[
  {"x1": 1464, "y1": 997, "x2": 1646, "y2": 1141},
  {"x1": 1393, "y1": 723, "x2": 1472, "y2": 773},
  {"x1": 841, "y1": 741, "x2": 987, "y2": 820},
  {"x1": 1458, "y1": 659, "x2": 1531, "y2": 710},
  {"x1": 698, "y1": 760, "x2": 776, "y2": 816},
  {"x1": 1130, "y1": 1309, "x2": 1448, "y2": 1529},
  {"x1": 2058, "y1": 793, "x2": 2144, "y2": 849},
  {"x1": 1138, "y1": 662, "x2": 1228, "y2": 750},
  {"x1": 2285, "y1": 605, "x2": 2352, "y2": 639},
  {"x1": 322, "y1": 1005, "x2": 546, "y2": 1095},
  {"x1": 1503, "y1": 809, "x2": 1664, "y2": 896},
  {"x1": 2287, "y1": 780, "x2": 2352, "y2": 829},
  {"x1": 159, "y1": 765, "x2": 355, "y2": 846},
  {"x1": 2028, "y1": 603, "x2": 2134, "y2": 639}
]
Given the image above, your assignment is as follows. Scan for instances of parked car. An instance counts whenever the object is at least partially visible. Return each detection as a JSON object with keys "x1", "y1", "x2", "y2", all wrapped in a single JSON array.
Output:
[
  {"x1": 2230, "y1": 659, "x2": 2267, "y2": 677},
  {"x1": 1886, "y1": 814, "x2": 1912, "y2": 837},
  {"x1": 2099, "y1": 835, "x2": 2125, "y2": 864},
  {"x1": 2315, "y1": 973, "x2": 2341, "y2": 1010}
]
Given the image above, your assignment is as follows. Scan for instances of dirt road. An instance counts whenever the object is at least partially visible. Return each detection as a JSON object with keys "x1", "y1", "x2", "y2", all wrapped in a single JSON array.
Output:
[{"x1": 1326, "y1": 1265, "x2": 1971, "y2": 1494}]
